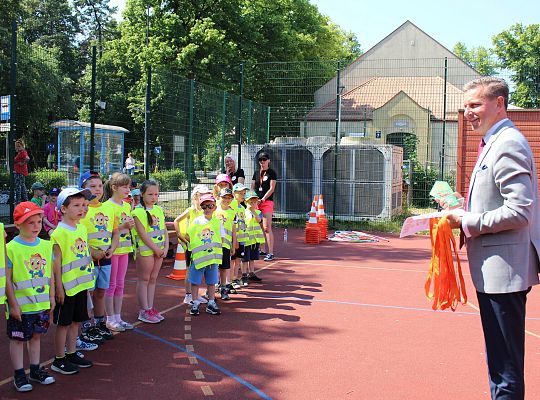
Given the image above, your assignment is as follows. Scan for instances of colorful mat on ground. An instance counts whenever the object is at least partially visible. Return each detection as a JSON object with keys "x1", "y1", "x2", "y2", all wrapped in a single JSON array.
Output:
[{"x1": 328, "y1": 231, "x2": 379, "y2": 243}]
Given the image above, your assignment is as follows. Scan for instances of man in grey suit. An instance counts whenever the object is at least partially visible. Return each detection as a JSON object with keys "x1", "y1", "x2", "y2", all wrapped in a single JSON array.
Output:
[{"x1": 445, "y1": 77, "x2": 540, "y2": 399}]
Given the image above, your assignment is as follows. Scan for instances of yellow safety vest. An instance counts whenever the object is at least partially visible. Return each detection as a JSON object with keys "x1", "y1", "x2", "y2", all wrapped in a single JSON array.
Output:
[
  {"x1": 187, "y1": 218, "x2": 222, "y2": 269},
  {"x1": 51, "y1": 224, "x2": 94, "y2": 296},
  {"x1": 0, "y1": 223, "x2": 6, "y2": 305},
  {"x1": 106, "y1": 199, "x2": 134, "y2": 255},
  {"x1": 7, "y1": 238, "x2": 52, "y2": 313},
  {"x1": 180, "y1": 207, "x2": 203, "y2": 251},
  {"x1": 235, "y1": 204, "x2": 249, "y2": 245},
  {"x1": 132, "y1": 205, "x2": 167, "y2": 257},
  {"x1": 81, "y1": 202, "x2": 114, "y2": 252},
  {"x1": 215, "y1": 206, "x2": 235, "y2": 250},
  {"x1": 246, "y1": 209, "x2": 265, "y2": 245}
]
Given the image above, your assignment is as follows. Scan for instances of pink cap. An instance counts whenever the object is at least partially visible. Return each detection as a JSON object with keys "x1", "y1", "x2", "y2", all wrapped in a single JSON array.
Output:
[
  {"x1": 199, "y1": 193, "x2": 216, "y2": 205},
  {"x1": 215, "y1": 173, "x2": 232, "y2": 185}
]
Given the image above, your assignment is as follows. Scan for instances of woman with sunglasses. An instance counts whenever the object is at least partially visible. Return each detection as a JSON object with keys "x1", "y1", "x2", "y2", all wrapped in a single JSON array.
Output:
[{"x1": 251, "y1": 152, "x2": 277, "y2": 262}]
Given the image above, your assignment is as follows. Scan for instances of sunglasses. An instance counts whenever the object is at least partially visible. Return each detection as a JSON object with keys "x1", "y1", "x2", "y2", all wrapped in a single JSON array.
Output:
[
  {"x1": 201, "y1": 203, "x2": 215, "y2": 210},
  {"x1": 258, "y1": 158, "x2": 268, "y2": 162}
]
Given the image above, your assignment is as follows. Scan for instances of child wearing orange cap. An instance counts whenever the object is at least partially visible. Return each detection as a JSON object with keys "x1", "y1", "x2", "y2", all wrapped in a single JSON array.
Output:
[{"x1": 5, "y1": 202, "x2": 55, "y2": 391}]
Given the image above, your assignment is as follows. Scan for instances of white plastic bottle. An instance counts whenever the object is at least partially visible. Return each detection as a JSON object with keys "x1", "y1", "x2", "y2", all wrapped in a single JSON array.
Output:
[{"x1": 283, "y1": 228, "x2": 288, "y2": 243}]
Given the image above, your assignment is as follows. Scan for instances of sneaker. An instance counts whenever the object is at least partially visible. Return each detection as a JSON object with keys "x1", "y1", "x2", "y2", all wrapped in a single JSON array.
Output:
[
  {"x1": 51, "y1": 357, "x2": 79, "y2": 375},
  {"x1": 232, "y1": 280, "x2": 241, "y2": 289},
  {"x1": 226, "y1": 283, "x2": 237, "y2": 294},
  {"x1": 241, "y1": 275, "x2": 249, "y2": 286},
  {"x1": 66, "y1": 352, "x2": 93, "y2": 368},
  {"x1": 96, "y1": 322, "x2": 114, "y2": 340},
  {"x1": 80, "y1": 329, "x2": 105, "y2": 345},
  {"x1": 29, "y1": 367, "x2": 55, "y2": 385},
  {"x1": 138, "y1": 309, "x2": 160, "y2": 324},
  {"x1": 13, "y1": 374, "x2": 33, "y2": 392},
  {"x1": 248, "y1": 273, "x2": 262, "y2": 282},
  {"x1": 106, "y1": 320, "x2": 125, "y2": 332},
  {"x1": 190, "y1": 302, "x2": 200, "y2": 316},
  {"x1": 206, "y1": 300, "x2": 221, "y2": 315},
  {"x1": 197, "y1": 296, "x2": 208, "y2": 304},
  {"x1": 118, "y1": 320, "x2": 134, "y2": 330},
  {"x1": 76, "y1": 337, "x2": 98, "y2": 351},
  {"x1": 259, "y1": 250, "x2": 267, "y2": 256},
  {"x1": 151, "y1": 308, "x2": 165, "y2": 321},
  {"x1": 183, "y1": 293, "x2": 193, "y2": 305},
  {"x1": 220, "y1": 287, "x2": 230, "y2": 300},
  {"x1": 263, "y1": 253, "x2": 274, "y2": 261}
]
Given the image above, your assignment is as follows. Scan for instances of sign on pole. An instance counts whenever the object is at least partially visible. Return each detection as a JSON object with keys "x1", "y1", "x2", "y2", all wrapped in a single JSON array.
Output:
[{"x1": 0, "y1": 95, "x2": 10, "y2": 121}]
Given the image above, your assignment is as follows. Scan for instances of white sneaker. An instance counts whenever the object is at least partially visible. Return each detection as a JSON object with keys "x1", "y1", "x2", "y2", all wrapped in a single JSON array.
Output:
[
  {"x1": 183, "y1": 294, "x2": 193, "y2": 305},
  {"x1": 118, "y1": 320, "x2": 134, "y2": 330},
  {"x1": 197, "y1": 296, "x2": 208, "y2": 304},
  {"x1": 75, "y1": 337, "x2": 98, "y2": 351},
  {"x1": 106, "y1": 320, "x2": 125, "y2": 332}
]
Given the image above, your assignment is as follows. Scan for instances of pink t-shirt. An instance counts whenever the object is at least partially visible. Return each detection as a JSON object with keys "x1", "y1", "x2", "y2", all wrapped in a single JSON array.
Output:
[{"x1": 42, "y1": 202, "x2": 61, "y2": 232}]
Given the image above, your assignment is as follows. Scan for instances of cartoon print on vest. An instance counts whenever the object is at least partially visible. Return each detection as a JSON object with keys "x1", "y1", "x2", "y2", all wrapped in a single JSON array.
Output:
[
  {"x1": 90, "y1": 212, "x2": 110, "y2": 243},
  {"x1": 71, "y1": 238, "x2": 92, "y2": 272},
  {"x1": 151, "y1": 215, "x2": 163, "y2": 241},
  {"x1": 237, "y1": 209, "x2": 246, "y2": 230},
  {"x1": 24, "y1": 253, "x2": 47, "y2": 293},
  {"x1": 199, "y1": 228, "x2": 214, "y2": 252},
  {"x1": 119, "y1": 212, "x2": 132, "y2": 242}
]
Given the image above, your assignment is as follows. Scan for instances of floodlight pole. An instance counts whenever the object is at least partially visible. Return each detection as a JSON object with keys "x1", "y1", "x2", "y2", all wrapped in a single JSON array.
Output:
[
  {"x1": 237, "y1": 63, "x2": 244, "y2": 170},
  {"x1": 332, "y1": 61, "x2": 342, "y2": 227},
  {"x1": 8, "y1": 19, "x2": 17, "y2": 221},
  {"x1": 144, "y1": 5, "x2": 151, "y2": 179},
  {"x1": 90, "y1": 45, "x2": 97, "y2": 172},
  {"x1": 440, "y1": 57, "x2": 448, "y2": 180}
]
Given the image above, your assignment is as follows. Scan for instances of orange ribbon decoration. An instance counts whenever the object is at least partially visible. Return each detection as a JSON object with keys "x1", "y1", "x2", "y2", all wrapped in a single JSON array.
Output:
[{"x1": 425, "y1": 216, "x2": 467, "y2": 311}]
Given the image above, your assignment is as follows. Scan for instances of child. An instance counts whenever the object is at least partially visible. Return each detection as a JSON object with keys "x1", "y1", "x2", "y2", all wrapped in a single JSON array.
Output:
[
  {"x1": 43, "y1": 188, "x2": 62, "y2": 237},
  {"x1": 131, "y1": 188, "x2": 141, "y2": 209},
  {"x1": 30, "y1": 182, "x2": 47, "y2": 207},
  {"x1": 244, "y1": 191, "x2": 264, "y2": 282},
  {"x1": 231, "y1": 183, "x2": 249, "y2": 287},
  {"x1": 79, "y1": 171, "x2": 119, "y2": 342},
  {"x1": 132, "y1": 180, "x2": 168, "y2": 323},
  {"x1": 212, "y1": 174, "x2": 233, "y2": 199},
  {"x1": 5, "y1": 202, "x2": 55, "y2": 391},
  {"x1": 215, "y1": 188, "x2": 238, "y2": 299},
  {"x1": 104, "y1": 173, "x2": 135, "y2": 331},
  {"x1": 51, "y1": 187, "x2": 94, "y2": 375},
  {"x1": 186, "y1": 193, "x2": 223, "y2": 316},
  {"x1": 173, "y1": 185, "x2": 211, "y2": 305}
]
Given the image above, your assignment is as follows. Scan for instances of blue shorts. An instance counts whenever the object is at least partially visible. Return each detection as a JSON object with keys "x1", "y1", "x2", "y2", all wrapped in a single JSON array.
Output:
[
  {"x1": 93, "y1": 259, "x2": 111, "y2": 290},
  {"x1": 7, "y1": 311, "x2": 50, "y2": 341},
  {"x1": 188, "y1": 263, "x2": 219, "y2": 286}
]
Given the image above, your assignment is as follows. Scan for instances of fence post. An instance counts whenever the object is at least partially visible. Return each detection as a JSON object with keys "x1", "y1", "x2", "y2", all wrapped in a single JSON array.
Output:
[
  {"x1": 187, "y1": 79, "x2": 195, "y2": 200},
  {"x1": 266, "y1": 106, "x2": 271, "y2": 143},
  {"x1": 332, "y1": 61, "x2": 342, "y2": 227},
  {"x1": 440, "y1": 57, "x2": 448, "y2": 180},
  {"x1": 90, "y1": 45, "x2": 97, "y2": 171},
  {"x1": 247, "y1": 99, "x2": 253, "y2": 144},
  {"x1": 221, "y1": 92, "x2": 227, "y2": 172},
  {"x1": 8, "y1": 19, "x2": 17, "y2": 221},
  {"x1": 237, "y1": 63, "x2": 244, "y2": 169}
]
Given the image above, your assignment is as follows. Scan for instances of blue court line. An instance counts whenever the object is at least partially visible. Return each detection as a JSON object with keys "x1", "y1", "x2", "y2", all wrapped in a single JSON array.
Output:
[{"x1": 134, "y1": 328, "x2": 272, "y2": 400}]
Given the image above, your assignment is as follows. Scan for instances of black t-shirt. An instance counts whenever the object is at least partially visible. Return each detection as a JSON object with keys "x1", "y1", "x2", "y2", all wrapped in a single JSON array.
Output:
[
  {"x1": 252, "y1": 168, "x2": 277, "y2": 201},
  {"x1": 228, "y1": 168, "x2": 245, "y2": 184}
]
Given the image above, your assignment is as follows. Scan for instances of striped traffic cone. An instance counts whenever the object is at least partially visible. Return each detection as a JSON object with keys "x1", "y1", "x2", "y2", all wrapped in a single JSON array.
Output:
[
  {"x1": 167, "y1": 244, "x2": 187, "y2": 280},
  {"x1": 317, "y1": 194, "x2": 328, "y2": 239},
  {"x1": 305, "y1": 202, "x2": 321, "y2": 244}
]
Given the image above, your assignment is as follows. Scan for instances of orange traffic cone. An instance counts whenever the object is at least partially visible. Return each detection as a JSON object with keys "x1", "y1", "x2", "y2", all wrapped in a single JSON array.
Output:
[
  {"x1": 305, "y1": 202, "x2": 321, "y2": 244},
  {"x1": 317, "y1": 194, "x2": 328, "y2": 239},
  {"x1": 306, "y1": 195, "x2": 319, "y2": 229},
  {"x1": 167, "y1": 244, "x2": 187, "y2": 280}
]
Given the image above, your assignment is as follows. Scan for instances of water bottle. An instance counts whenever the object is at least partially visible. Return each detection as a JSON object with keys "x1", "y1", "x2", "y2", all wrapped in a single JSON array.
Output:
[{"x1": 283, "y1": 228, "x2": 288, "y2": 243}]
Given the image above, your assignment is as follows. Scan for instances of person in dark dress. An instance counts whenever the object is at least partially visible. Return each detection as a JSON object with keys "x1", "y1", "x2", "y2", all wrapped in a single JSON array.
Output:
[{"x1": 225, "y1": 155, "x2": 245, "y2": 185}]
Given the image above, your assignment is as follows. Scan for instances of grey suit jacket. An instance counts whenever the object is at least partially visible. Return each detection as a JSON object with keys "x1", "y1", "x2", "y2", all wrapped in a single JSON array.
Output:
[{"x1": 462, "y1": 119, "x2": 540, "y2": 293}]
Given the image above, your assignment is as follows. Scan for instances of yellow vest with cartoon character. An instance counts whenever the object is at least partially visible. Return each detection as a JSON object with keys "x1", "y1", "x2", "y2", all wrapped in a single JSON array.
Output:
[{"x1": 187, "y1": 218, "x2": 222, "y2": 269}]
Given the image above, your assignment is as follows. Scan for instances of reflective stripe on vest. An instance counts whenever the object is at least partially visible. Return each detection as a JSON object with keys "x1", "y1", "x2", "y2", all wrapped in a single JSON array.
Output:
[
  {"x1": 137, "y1": 241, "x2": 165, "y2": 254},
  {"x1": 63, "y1": 273, "x2": 95, "y2": 293},
  {"x1": 16, "y1": 293, "x2": 50, "y2": 306},
  {"x1": 136, "y1": 229, "x2": 166, "y2": 254},
  {"x1": 191, "y1": 242, "x2": 221, "y2": 254},
  {"x1": 62, "y1": 256, "x2": 93, "y2": 275},
  {"x1": 13, "y1": 277, "x2": 50, "y2": 291},
  {"x1": 192, "y1": 252, "x2": 222, "y2": 268},
  {"x1": 222, "y1": 236, "x2": 232, "y2": 248},
  {"x1": 88, "y1": 231, "x2": 112, "y2": 241}
]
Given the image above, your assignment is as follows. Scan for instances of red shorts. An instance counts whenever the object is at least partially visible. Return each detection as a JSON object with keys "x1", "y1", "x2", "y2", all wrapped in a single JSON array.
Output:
[{"x1": 258, "y1": 200, "x2": 274, "y2": 214}]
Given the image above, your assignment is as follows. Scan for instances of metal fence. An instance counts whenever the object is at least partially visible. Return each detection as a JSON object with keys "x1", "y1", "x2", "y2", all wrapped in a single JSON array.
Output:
[{"x1": 2, "y1": 21, "x2": 539, "y2": 230}]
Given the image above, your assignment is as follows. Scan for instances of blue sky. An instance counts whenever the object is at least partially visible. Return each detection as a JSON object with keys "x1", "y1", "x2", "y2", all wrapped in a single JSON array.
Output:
[{"x1": 109, "y1": 0, "x2": 539, "y2": 51}]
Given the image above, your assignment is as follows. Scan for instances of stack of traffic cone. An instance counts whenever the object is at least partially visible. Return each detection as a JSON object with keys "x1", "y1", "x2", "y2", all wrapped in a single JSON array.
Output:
[
  {"x1": 317, "y1": 194, "x2": 328, "y2": 239},
  {"x1": 305, "y1": 195, "x2": 318, "y2": 230},
  {"x1": 305, "y1": 201, "x2": 321, "y2": 244},
  {"x1": 167, "y1": 244, "x2": 187, "y2": 280}
]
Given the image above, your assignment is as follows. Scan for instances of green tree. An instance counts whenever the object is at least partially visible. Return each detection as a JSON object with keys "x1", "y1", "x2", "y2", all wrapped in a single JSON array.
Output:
[
  {"x1": 453, "y1": 42, "x2": 498, "y2": 76},
  {"x1": 493, "y1": 23, "x2": 540, "y2": 107}
]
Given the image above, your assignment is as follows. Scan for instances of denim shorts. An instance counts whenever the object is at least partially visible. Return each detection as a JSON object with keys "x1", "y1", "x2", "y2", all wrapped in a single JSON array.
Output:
[
  {"x1": 93, "y1": 259, "x2": 112, "y2": 290},
  {"x1": 188, "y1": 263, "x2": 219, "y2": 286},
  {"x1": 7, "y1": 311, "x2": 50, "y2": 341}
]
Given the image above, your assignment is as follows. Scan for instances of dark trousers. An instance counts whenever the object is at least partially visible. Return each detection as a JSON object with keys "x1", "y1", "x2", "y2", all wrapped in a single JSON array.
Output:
[{"x1": 476, "y1": 289, "x2": 530, "y2": 400}]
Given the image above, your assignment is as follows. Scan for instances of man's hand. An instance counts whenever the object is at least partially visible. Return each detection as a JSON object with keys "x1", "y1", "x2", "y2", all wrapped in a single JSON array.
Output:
[{"x1": 444, "y1": 210, "x2": 463, "y2": 229}]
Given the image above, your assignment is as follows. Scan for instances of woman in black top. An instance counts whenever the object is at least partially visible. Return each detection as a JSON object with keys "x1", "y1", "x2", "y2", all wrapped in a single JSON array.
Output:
[
  {"x1": 225, "y1": 155, "x2": 245, "y2": 184},
  {"x1": 251, "y1": 151, "x2": 277, "y2": 261}
]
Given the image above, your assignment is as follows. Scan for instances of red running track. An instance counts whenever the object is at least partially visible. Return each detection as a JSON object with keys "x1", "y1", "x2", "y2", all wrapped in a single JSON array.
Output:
[{"x1": 0, "y1": 227, "x2": 539, "y2": 399}]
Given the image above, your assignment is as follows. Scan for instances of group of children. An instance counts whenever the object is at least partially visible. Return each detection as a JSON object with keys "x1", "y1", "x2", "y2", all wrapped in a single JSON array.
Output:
[{"x1": 0, "y1": 171, "x2": 267, "y2": 392}]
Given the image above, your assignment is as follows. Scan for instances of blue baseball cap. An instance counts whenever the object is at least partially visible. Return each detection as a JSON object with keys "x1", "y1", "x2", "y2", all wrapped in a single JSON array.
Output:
[
  {"x1": 57, "y1": 187, "x2": 93, "y2": 209},
  {"x1": 79, "y1": 171, "x2": 100, "y2": 188},
  {"x1": 131, "y1": 188, "x2": 141, "y2": 196}
]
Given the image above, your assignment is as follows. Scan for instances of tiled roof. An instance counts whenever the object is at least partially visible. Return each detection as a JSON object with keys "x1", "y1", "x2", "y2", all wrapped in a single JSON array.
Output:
[{"x1": 306, "y1": 76, "x2": 463, "y2": 121}]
